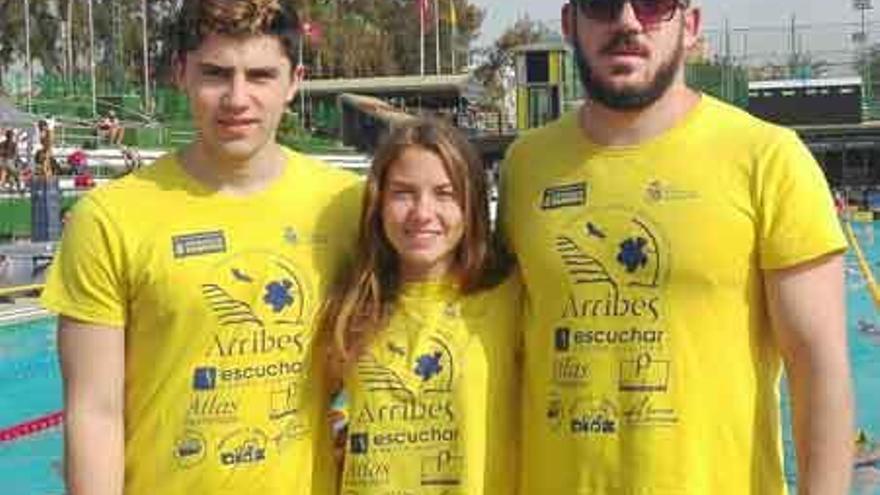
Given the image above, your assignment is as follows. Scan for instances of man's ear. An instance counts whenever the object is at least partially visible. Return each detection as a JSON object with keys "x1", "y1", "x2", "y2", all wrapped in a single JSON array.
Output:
[
  {"x1": 683, "y1": 6, "x2": 702, "y2": 50},
  {"x1": 287, "y1": 64, "x2": 305, "y2": 103},
  {"x1": 172, "y1": 53, "x2": 187, "y2": 91}
]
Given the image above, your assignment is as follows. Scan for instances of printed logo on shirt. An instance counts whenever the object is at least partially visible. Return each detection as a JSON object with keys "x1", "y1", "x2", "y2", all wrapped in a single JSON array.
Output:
[
  {"x1": 218, "y1": 428, "x2": 268, "y2": 466},
  {"x1": 268, "y1": 380, "x2": 301, "y2": 421},
  {"x1": 547, "y1": 392, "x2": 565, "y2": 432},
  {"x1": 187, "y1": 391, "x2": 239, "y2": 424},
  {"x1": 421, "y1": 450, "x2": 464, "y2": 487},
  {"x1": 193, "y1": 367, "x2": 217, "y2": 390},
  {"x1": 621, "y1": 395, "x2": 679, "y2": 426},
  {"x1": 542, "y1": 182, "x2": 588, "y2": 210},
  {"x1": 555, "y1": 224, "x2": 663, "y2": 291},
  {"x1": 201, "y1": 252, "x2": 311, "y2": 334},
  {"x1": 172, "y1": 231, "x2": 227, "y2": 258},
  {"x1": 271, "y1": 416, "x2": 312, "y2": 454},
  {"x1": 554, "y1": 327, "x2": 571, "y2": 352},
  {"x1": 355, "y1": 398, "x2": 456, "y2": 425},
  {"x1": 554, "y1": 208, "x2": 669, "y2": 327},
  {"x1": 192, "y1": 360, "x2": 305, "y2": 389},
  {"x1": 344, "y1": 457, "x2": 390, "y2": 486},
  {"x1": 358, "y1": 337, "x2": 455, "y2": 398},
  {"x1": 207, "y1": 328, "x2": 306, "y2": 358},
  {"x1": 618, "y1": 352, "x2": 670, "y2": 392},
  {"x1": 553, "y1": 355, "x2": 591, "y2": 386},
  {"x1": 350, "y1": 432, "x2": 370, "y2": 455},
  {"x1": 566, "y1": 396, "x2": 619, "y2": 436},
  {"x1": 371, "y1": 425, "x2": 460, "y2": 448},
  {"x1": 553, "y1": 326, "x2": 666, "y2": 352},
  {"x1": 644, "y1": 179, "x2": 700, "y2": 203},
  {"x1": 196, "y1": 251, "x2": 312, "y2": 389},
  {"x1": 174, "y1": 430, "x2": 207, "y2": 468}
]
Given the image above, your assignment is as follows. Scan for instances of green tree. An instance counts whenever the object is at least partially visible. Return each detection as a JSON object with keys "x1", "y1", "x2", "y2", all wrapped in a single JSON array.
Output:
[
  {"x1": 473, "y1": 16, "x2": 557, "y2": 109},
  {"x1": 0, "y1": 0, "x2": 61, "y2": 91},
  {"x1": 299, "y1": 0, "x2": 483, "y2": 78}
]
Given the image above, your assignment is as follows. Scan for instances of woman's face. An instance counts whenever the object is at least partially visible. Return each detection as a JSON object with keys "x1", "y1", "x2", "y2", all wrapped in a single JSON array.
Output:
[{"x1": 381, "y1": 146, "x2": 465, "y2": 282}]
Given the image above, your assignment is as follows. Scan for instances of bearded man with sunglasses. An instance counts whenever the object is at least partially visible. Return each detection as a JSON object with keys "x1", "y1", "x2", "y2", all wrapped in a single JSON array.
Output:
[{"x1": 500, "y1": 1, "x2": 853, "y2": 493}]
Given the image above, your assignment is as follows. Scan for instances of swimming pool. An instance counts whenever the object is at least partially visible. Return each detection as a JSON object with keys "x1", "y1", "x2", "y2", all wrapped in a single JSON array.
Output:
[
  {"x1": 0, "y1": 315, "x2": 64, "y2": 495},
  {"x1": 0, "y1": 222, "x2": 878, "y2": 494}
]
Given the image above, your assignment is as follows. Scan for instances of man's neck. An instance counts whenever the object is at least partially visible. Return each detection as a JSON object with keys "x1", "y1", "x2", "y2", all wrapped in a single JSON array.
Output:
[
  {"x1": 180, "y1": 140, "x2": 287, "y2": 196},
  {"x1": 579, "y1": 84, "x2": 701, "y2": 147}
]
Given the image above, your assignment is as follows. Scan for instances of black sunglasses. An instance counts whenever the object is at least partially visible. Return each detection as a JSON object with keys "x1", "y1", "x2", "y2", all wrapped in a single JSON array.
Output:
[{"x1": 572, "y1": 0, "x2": 690, "y2": 25}]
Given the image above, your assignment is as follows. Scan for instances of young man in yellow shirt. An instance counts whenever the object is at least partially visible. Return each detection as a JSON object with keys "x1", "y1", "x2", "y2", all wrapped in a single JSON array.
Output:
[
  {"x1": 501, "y1": 1, "x2": 853, "y2": 493},
  {"x1": 41, "y1": 1, "x2": 360, "y2": 493}
]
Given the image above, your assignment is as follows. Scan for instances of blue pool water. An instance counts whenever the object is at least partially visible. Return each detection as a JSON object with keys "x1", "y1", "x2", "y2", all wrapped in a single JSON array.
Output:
[
  {"x1": 0, "y1": 222, "x2": 877, "y2": 494},
  {"x1": 0, "y1": 316, "x2": 64, "y2": 495}
]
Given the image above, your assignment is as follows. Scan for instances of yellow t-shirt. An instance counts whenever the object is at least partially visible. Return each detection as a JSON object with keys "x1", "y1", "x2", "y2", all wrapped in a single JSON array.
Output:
[
  {"x1": 500, "y1": 95, "x2": 847, "y2": 495},
  {"x1": 340, "y1": 276, "x2": 521, "y2": 494},
  {"x1": 41, "y1": 148, "x2": 362, "y2": 495}
]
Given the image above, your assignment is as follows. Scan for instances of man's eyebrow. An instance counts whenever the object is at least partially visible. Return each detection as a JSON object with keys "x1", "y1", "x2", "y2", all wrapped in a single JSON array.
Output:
[
  {"x1": 198, "y1": 63, "x2": 233, "y2": 75},
  {"x1": 196, "y1": 64, "x2": 281, "y2": 78},
  {"x1": 245, "y1": 67, "x2": 280, "y2": 77}
]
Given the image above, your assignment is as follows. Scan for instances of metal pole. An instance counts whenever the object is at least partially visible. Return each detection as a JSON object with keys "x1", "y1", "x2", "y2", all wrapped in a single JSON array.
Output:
[
  {"x1": 67, "y1": 0, "x2": 73, "y2": 94},
  {"x1": 88, "y1": 0, "x2": 97, "y2": 117},
  {"x1": 24, "y1": 0, "x2": 32, "y2": 112},
  {"x1": 434, "y1": 0, "x2": 441, "y2": 74},
  {"x1": 450, "y1": 0, "x2": 456, "y2": 73},
  {"x1": 420, "y1": 0, "x2": 425, "y2": 76},
  {"x1": 299, "y1": 37, "x2": 305, "y2": 129},
  {"x1": 142, "y1": 0, "x2": 151, "y2": 113}
]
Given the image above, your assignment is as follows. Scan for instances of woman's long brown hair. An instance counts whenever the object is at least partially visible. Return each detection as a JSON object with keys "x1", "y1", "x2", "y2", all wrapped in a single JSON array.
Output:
[{"x1": 318, "y1": 118, "x2": 501, "y2": 378}]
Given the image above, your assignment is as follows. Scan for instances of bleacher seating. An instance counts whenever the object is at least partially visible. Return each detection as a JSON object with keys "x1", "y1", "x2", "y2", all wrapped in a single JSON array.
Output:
[{"x1": 51, "y1": 146, "x2": 371, "y2": 181}]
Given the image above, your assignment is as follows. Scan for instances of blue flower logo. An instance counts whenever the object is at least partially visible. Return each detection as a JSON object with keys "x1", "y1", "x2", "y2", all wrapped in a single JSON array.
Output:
[
  {"x1": 414, "y1": 352, "x2": 443, "y2": 382},
  {"x1": 617, "y1": 237, "x2": 649, "y2": 273},
  {"x1": 263, "y1": 279, "x2": 294, "y2": 313}
]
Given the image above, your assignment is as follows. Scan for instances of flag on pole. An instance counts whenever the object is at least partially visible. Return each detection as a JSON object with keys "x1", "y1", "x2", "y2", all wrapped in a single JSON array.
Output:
[
  {"x1": 449, "y1": 0, "x2": 458, "y2": 72},
  {"x1": 418, "y1": 0, "x2": 431, "y2": 21},
  {"x1": 449, "y1": 0, "x2": 457, "y2": 31}
]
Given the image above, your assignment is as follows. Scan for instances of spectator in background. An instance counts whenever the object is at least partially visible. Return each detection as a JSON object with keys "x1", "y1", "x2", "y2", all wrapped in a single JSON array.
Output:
[
  {"x1": 0, "y1": 129, "x2": 18, "y2": 190},
  {"x1": 95, "y1": 111, "x2": 124, "y2": 146},
  {"x1": 121, "y1": 146, "x2": 142, "y2": 173},
  {"x1": 66, "y1": 149, "x2": 88, "y2": 175},
  {"x1": 37, "y1": 119, "x2": 55, "y2": 177}
]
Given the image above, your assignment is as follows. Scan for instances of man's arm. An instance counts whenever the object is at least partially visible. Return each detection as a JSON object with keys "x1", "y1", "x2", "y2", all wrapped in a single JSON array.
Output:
[
  {"x1": 765, "y1": 253, "x2": 853, "y2": 495},
  {"x1": 58, "y1": 317, "x2": 125, "y2": 495}
]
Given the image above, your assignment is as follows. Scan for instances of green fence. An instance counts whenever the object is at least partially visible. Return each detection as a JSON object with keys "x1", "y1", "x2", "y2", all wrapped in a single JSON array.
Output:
[
  {"x1": 686, "y1": 62, "x2": 749, "y2": 108},
  {"x1": 0, "y1": 195, "x2": 80, "y2": 241}
]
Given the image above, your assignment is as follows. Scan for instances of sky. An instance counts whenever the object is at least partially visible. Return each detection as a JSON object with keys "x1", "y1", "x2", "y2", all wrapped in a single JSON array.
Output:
[
  {"x1": 469, "y1": 0, "x2": 878, "y2": 73},
  {"x1": 471, "y1": 0, "x2": 877, "y2": 43}
]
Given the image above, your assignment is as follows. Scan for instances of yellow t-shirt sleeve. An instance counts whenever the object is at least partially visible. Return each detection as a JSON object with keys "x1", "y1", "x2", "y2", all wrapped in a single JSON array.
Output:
[
  {"x1": 498, "y1": 140, "x2": 522, "y2": 258},
  {"x1": 757, "y1": 129, "x2": 847, "y2": 270},
  {"x1": 41, "y1": 195, "x2": 127, "y2": 327}
]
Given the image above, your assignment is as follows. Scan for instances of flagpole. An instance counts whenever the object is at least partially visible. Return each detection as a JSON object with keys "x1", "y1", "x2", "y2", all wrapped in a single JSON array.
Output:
[
  {"x1": 450, "y1": 0, "x2": 457, "y2": 73},
  {"x1": 434, "y1": 0, "x2": 440, "y2": 74},
  {"x1": 24, "y1": 0, "x2": 32, "y2": 112},
  {"x1": 88, "y1": 0, "x2": 97, "y2": 117},
  {"x1": 142, "y1": 0, "x2": 150, "y2": 114},
  {"x1": 420, "y1": 0, "x2": 425, "y2": 76}
]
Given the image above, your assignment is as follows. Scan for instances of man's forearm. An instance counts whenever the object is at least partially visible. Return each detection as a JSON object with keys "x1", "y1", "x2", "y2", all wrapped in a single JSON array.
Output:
[
  {"x1": 64, "y1": 410, "x2": 124, "y2": 495},
  {"x1": 788, "y1": 357, "x2": 854, "y2": 495}
]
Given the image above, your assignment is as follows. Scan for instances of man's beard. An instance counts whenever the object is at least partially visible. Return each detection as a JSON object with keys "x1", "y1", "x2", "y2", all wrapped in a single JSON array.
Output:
[{"x1": 573, "y1": 27, "x2": 685, "y2": 111}]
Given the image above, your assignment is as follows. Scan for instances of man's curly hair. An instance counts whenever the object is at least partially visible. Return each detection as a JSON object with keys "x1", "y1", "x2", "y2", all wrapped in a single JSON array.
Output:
[{"x1": 173, "y1": 0, "x2": 301, "y2": 65}]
